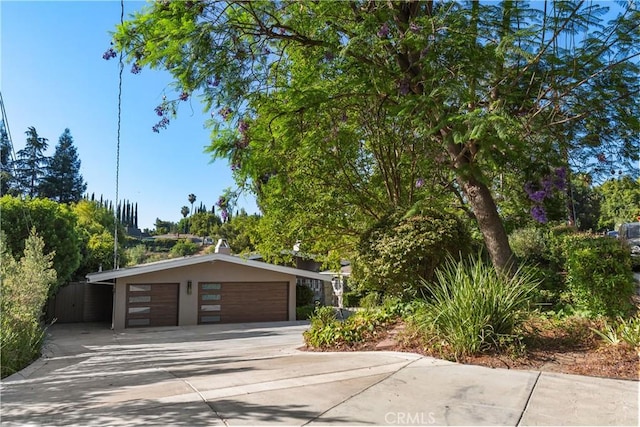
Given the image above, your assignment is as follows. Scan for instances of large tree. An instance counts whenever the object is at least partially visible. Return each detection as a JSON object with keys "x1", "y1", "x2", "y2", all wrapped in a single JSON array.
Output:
[
  {"x1": 597, "y1": 176, "x2": 640, "y2": 230},
  {"x1": 39, "y1": 128, "x2": 87, "y2": 203},
  {"x1": 14, "y1": 127, "x2": 48, "y2": 198},
  {"x1": 113, "y1": 1, "x2": 639, "y2": 273}
]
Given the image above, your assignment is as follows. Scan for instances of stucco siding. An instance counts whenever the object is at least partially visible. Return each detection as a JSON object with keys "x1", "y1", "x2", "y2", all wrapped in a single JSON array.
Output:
[{"x1": 113, "y1": 260, "x2": 297, "y2": 329}]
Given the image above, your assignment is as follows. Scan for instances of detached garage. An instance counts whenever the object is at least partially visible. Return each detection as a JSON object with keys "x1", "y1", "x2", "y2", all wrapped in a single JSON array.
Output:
[{"x1": 86, "y1": 250, "x2": 329, "y2": 330}]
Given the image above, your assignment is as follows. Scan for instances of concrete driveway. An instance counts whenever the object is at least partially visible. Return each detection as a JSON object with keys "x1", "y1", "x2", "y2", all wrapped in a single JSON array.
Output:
[{"x1": 1, "y1": 322, "x2": 637, "y2": 426}]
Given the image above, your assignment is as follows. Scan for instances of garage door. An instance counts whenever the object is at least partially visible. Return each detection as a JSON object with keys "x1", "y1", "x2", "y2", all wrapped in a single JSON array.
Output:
[
  {"x1": 198, "y1": 282, "x2": 288, "y2": 324},
  {"x1": 126, "y1": 283, "x2": 179, "y2": 327}
]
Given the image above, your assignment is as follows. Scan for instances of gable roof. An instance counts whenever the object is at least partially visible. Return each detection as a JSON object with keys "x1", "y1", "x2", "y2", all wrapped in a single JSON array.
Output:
[{"x1": 86, "y1": 253, "x2": 331, "y2": 283}]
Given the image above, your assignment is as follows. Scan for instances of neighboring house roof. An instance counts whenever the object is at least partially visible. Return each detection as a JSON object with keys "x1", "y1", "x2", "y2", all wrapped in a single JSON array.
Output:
[
  {"x1": 320, "y1": 264, "x2": 352, "y2": 277},
  {"x1": 86, "y1": 253, "x2": 331, "y2": 283}
]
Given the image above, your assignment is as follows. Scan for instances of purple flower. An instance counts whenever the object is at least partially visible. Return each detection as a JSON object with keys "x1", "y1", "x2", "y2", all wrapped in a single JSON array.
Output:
[
  {"x1": 541, "y1": 177, "x2": 553, "y2": 193},
  {"x1": 102, "y1": 48, "x2": 117, "y2": 60},
  {"x1": 154, "y1": 105, "x2": 165, "y2": 117},
  {"x1": 415, "y1": 178, "x2": 425, "y2": 188},
  {"x1": 131, "y1": 63, "x2": 142, "y2": 74},
  {"x1": 531, "y1": 205, "x2": 548, "y2": 223},
  {"x1": 219, "y1": 107, "x2": 232, "y2": 120},
  {"x1": 529, "y1": 190, "x2": 546, "y2": 203},
  {"x1": 221, "y1": 209, "x2": 228, "y2": 222},
  {"x1": 152, "y1": 117, "x2": 170, "y2": 133},
  {"x1": 238, "y1": 120, "x2": 248, "y2": 134},
  {"x1": 553, "y1": 167, "x2": 567, "y2": 190},
  {"x1": 409, "y1": 23, "x2": 421, "y2": 33},
  {"x1": 378, "y1": 23, "x2": 390, "y2": 38}
]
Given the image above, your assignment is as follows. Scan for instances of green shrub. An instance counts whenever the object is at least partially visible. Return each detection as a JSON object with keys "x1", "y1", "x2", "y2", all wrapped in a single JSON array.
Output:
[
  {"x1": 1, "y1": 230, "x2": 57, "y2": 378},
  {"x1": 124, "y1": 244, "x2": 148, "y2": 266},
  {"x1": 170, "y1": 239, "x2": 199, "y2": 257},
  {"x1": 359, "y1": 292, "x2": 380, "y2": 310},
  {"x1": 296, "y1": 284, "x2": 314, "y2": 307},
  {"x1": 351, "y1": 209, "x2": 471, "y2": 296},
  {"x1": 303, "y1": 301, "x2": 406, "y2": 349},
  {"x1": 296, "y1": 304, "x2": 316, "y2": 320},
  {"x1": 509, "y1": 227, "x2": 547, "y2": 263},
  {"x1": 303, "y1": 306, "x2": 339, "y2": 348},
  {"x1": 411, "y1": 255, "x2": 538, "y2": 359},
  {"x1": 562, "y1": 235, "x2": 635, "y2": 318}
]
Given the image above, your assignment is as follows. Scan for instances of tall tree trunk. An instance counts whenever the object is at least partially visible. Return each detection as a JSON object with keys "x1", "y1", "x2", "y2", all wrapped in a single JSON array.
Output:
[
  {"x1": 459, "y1": 175, "x2": 515, "y2": 274},
  {"x1": 447, "y1": 141, "x2": 515, "y2": 274}
]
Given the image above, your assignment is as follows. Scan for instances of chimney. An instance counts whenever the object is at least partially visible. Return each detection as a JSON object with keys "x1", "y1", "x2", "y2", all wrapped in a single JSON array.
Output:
[{"x1": 215, "y1": 239, "x2": 231, "y2": 255}]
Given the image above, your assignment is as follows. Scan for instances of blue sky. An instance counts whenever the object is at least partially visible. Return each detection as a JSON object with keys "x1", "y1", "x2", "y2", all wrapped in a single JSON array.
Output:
[{"x1": 1, "y1": 1, "x2": 258, "y2": 230}]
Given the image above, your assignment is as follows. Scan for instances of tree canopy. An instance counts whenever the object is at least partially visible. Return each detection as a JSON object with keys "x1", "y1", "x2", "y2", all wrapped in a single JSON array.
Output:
[
  {"x1": 39, "y1": 128, "x2": 86, "y2": 203},
  {"x1": 113, "y1": 1, "x2": 639, "y2": 272},
  {"x1": 14, "y1": 127, "x2": 48, "y2": 198},
  {"x1": 0, "y1": 195, "x2": 81, "y2": 292}
]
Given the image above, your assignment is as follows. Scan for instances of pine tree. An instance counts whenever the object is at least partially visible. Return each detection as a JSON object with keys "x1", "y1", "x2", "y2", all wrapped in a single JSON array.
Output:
[
  {"x1": 39, "y1": 129, "x2": 86, "y2": 203},
  {"x1": 15, "y1": 127, "x2": 48, "y2": 197},
  {"x1": 134, "y1": 203, "x2": 138, "y2": 228}
]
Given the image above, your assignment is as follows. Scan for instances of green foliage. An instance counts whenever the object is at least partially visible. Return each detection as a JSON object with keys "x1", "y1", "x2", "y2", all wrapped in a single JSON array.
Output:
[
  {"x1": 509, "y1": 227, "x2": 548, "y2": 263},
  {"x1": 1, "y1": 195, "x2": 80, "y2": 292},
  {"x1": 14, "y1": 127, "x2": 48, "y2": 197},
  {"x1": 114, "y1": 1, "x2": 640, "y2": 274},
  {"x1": 597, "y1": 177, "x2": 640, "y2": 230},
  {"x1": 303, "y1": 302, "x2": 404, "y2": 350},
  {"x1": 170, "y1": 238, "x2": 199, "y2": 257},
  {"x1": 296, "y1": 304, "x2": 316, "y2": 321},
  {"x1": 72, "y1": 200, "x2": 126, "y2": 276},
  {"x1": 562, "y1": 235, "x2": 635, "y2": 318},
  {"x1": 189, "y1": 211, "x2": 220, "y2": 239},
  {"x1": 1, "y1": 230, "x2": 57, "y2": 378},
  {"x1": 591, "y1": 315, "x2": 640, "y2": 348},
  {"x1": 359, "y1": 293, "x2": 380, "y2": 310},
  {"x1": 123, "y1": 244, "x2": 148, "y2": 266},
  {"x1": 351, "y1": 209, "x2": 471, "y2": 296},
  {"x1": 296, "y1": 284, "x2": 314, "y2": 307},
  {"x1": 38, "y1": 128, "x2": 86, "y2": 203},
  {"x1": 215, "y1": 210, "x2": 261, "y2": 254},
  {"x1": 410, "y1": 256, "x2": 538, "y2": 359}
]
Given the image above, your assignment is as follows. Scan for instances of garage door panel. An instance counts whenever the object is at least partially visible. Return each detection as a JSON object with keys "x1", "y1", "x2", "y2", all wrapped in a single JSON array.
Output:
[
  {"x1": 126, "y1": 283, "x2": 179, "y2": 328},
  {"x1": 198, "y1": 282, "x2": 288, "y2": 324}
]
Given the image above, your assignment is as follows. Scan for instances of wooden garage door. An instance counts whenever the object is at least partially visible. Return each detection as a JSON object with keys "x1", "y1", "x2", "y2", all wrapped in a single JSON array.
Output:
[
  {"x1": 198, "y1": 282, "x2": 288, "y2": 324},
  {"x1": 126, "y1": 283, "x2": 179, "y2": 328}
]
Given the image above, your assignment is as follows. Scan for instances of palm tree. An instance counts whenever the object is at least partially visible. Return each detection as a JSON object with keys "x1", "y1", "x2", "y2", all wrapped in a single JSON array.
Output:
[
  {"x1": 188, "y1": 193, "x2": 196, "y2": 215},
  {"x1": 181, "y1": 205, "x2": 190, "y2": 234}
]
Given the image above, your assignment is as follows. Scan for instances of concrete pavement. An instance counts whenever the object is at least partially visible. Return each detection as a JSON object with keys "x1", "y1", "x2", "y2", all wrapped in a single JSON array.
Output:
[{"x1": 1, "y1": 322, "x2": 637, "y2": 426}]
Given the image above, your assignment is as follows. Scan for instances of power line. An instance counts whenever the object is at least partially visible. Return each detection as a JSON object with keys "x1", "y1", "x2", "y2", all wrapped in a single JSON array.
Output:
[{"x1": 114, "y1": 0, "x2": 124, "y2": 270}]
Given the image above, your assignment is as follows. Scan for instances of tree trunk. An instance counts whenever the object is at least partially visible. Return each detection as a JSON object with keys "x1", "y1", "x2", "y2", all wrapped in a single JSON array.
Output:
[{"x1": 459, "y1": 174, "x2": 515, "y2": 274}]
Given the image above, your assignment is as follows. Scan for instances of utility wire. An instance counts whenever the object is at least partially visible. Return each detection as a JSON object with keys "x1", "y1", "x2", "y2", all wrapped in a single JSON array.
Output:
[{"x1": 114, "y1": 0, "x2": 124, "y2": 270}]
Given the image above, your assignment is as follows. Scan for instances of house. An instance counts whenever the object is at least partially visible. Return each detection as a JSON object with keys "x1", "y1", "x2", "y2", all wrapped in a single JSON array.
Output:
[
  {"x1": 247, "y1": 251, "x2": 350, "y2": 304},
  {"x1": 86, "y1": 242, "x2": 330, "y2": 330}
]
